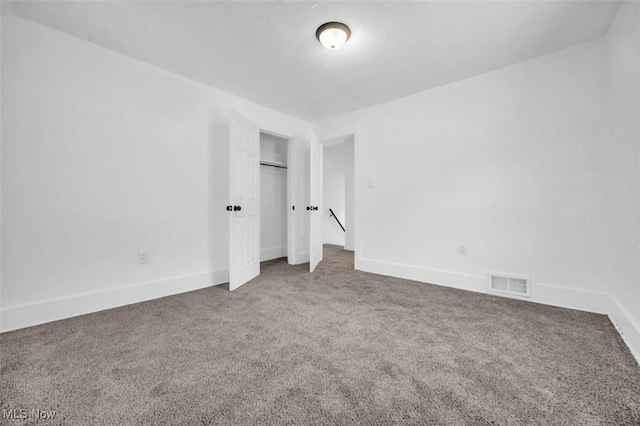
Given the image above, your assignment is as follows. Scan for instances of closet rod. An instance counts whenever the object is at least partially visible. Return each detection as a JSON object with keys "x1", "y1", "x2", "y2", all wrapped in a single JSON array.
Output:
[{"x1": 260, "y1": 161, "x2": 287, "y2": 169}]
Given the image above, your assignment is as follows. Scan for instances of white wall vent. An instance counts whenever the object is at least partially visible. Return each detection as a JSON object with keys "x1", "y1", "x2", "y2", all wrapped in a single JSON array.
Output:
[{"x1": 488, "y1": 272, "x2": 531, "y2": 298}]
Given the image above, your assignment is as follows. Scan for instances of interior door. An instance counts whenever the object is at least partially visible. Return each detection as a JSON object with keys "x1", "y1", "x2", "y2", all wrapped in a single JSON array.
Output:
[
  {"x1": 309, "y1": 133, "x2": 323, "y2": 272},
  {"x1": 229, "y1": 110, "x2": 260, "y2": 290}
]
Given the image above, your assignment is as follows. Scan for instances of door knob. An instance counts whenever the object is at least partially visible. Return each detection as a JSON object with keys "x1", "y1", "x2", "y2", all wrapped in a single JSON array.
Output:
[
  {"x1": 306, "y1": 206, "x2": 311, "y2": 211},
  {"x1": 234, "y1": 205, "x2": 242, "y2": 211},
  {"x1": 313, "y1": 206, "x2": 319, "y2": 211},
  {"x1": 226, "y1": 205, "x2": 233, "y2": 212}
]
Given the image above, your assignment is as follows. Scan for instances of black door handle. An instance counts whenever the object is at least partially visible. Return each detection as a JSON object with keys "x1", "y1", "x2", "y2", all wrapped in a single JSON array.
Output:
[
  {"x1": 234, "y1": 205, "x2": 242, "y2": 211},
  {"x1": 307, "y1": 206, "x2": 311, "y2": 211},
  {"x1": 226, "y1": 205, "x2": 233, "y2": 212},
  {"x1": 313, "y1": 206, "x2": 319, "y2": 211}
]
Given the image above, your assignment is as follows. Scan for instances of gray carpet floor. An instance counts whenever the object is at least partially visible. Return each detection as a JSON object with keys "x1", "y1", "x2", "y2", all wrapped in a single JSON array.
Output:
[{"x1": 1, "y1": 245, "x2": 639, "y2": 425}]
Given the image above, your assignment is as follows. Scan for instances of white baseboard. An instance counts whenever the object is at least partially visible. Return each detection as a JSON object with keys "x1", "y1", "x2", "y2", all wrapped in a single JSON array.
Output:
[
  {"x1": 286, "y1": 250, "x2": 308, "y2": 265},
  {"x1": 358, "y1": 258, "x2": 486, "y2": 293},
  {"x1": 357, "y1": 258, "x2": 611, "y2": 313},
  {"x1": 0, "y1": 269, "x2": 229, "y2": 333},
  {"x1": 533, "y1": 283, "x2": 609, "y2": 314},
  {"x1": 297, "y1": 250, "x2": 310, "y2": 264},
  {"x1": 261, "y1": 246, "x2": 287, "y2": 262},
  {"x1": 608, "y1": 297, "x2": 640, "y2": 364},
  {"x1": 213, "y1": 268, "x2": 229, "y2": 285}
]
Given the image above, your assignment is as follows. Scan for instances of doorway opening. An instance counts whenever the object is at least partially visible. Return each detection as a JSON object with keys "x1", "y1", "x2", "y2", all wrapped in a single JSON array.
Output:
[
  {"x1": 321, "y1": 135, "x2": 355, "y2": 267},
  {"x1": 259, "y1": 131, "x2": 294, "y2": 265}
]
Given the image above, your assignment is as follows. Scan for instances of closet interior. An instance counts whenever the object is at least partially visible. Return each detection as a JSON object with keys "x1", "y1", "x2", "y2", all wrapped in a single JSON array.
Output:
[{"x1": 260, "y1": 132, "x2": 289, "y2": 262}]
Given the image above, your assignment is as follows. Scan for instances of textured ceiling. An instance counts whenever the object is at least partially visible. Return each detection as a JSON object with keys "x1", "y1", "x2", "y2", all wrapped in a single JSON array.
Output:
[{"x1": 5, "y1": 1, "x2": 620, "y2": 122}]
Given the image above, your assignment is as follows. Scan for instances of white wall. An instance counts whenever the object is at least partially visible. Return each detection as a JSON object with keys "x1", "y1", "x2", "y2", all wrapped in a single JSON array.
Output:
[
  {"x1": 316, "y1": 39, "x2": 610, "y2": 312},
  {"x1": 0, "y1": 16, "x2": 311, "y2": 332},
  {"x1": 603, "y1": 2, "x2": 640, "y2": 360},
  {"x1": 260, "y1": 133, "x2": 288, "y2": 261},
  {"x1": 344, "y1": 137, "x2": 355, "y2": 251}
]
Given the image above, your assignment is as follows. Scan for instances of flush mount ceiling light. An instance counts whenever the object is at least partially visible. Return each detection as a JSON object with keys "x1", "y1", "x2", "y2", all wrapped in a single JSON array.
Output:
[{"x1": 316, "y1": 22, "x2": 351, "y2": 50}]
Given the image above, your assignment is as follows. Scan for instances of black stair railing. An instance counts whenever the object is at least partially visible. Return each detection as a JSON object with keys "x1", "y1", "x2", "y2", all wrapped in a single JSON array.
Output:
[{"x1": 329, "y1": 208, "x2": 345, "y2": 232}]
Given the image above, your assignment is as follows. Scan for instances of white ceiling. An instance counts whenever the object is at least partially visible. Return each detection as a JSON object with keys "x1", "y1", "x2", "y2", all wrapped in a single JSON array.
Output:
[{"x1": 4, "y1": 1, "x2": 620, "y2": 122}]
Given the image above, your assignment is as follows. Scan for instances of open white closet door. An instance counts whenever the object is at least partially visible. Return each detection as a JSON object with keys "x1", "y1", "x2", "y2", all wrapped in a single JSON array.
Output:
[
  {"x1": 228, "y1": 110, "x2": 260, "y2": 290},
  {"x1": 309, "y1": 133, "x2": 323, "y2": 272}
]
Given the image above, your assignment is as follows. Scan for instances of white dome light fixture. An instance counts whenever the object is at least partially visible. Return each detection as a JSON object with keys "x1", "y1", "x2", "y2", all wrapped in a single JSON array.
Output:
[{"x1": 316, "y1": 22, "x2": 351, "y2": 50}]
